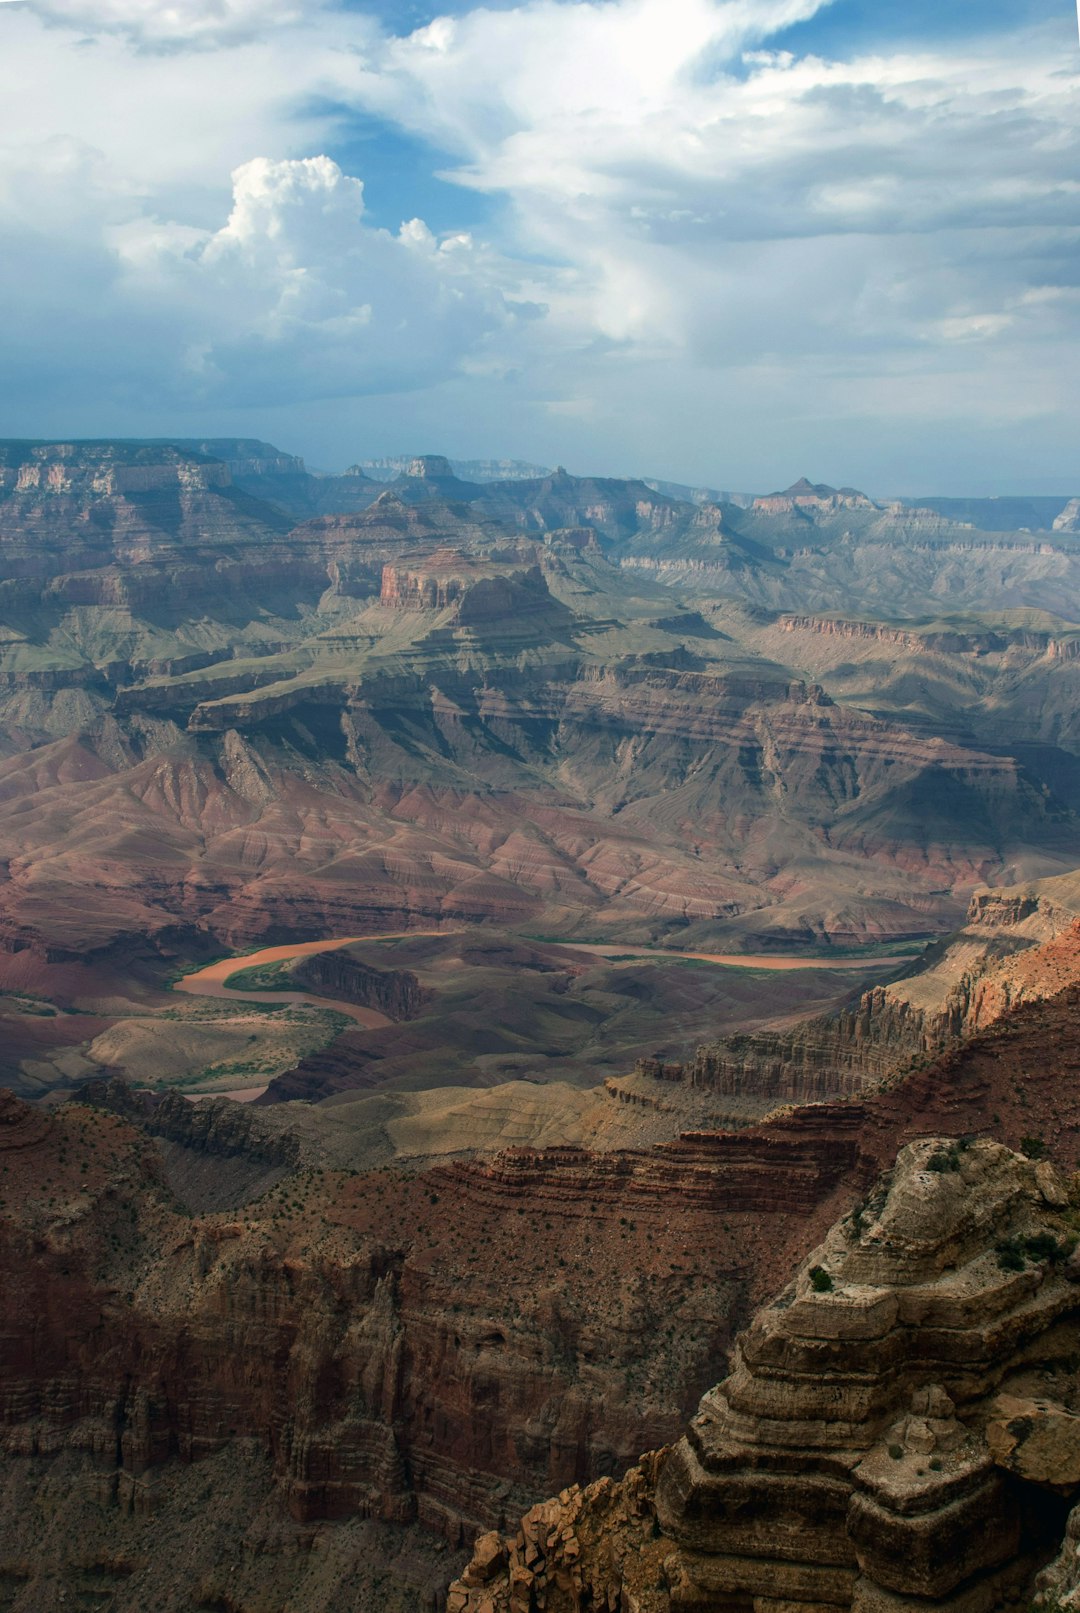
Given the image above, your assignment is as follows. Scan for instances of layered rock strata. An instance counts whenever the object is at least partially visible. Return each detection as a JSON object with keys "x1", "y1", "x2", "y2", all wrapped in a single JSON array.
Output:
[
  {"x1": 0, "y1": 440, "x2": 1076, "y2": 996},
  {"x1": 1, "y1": 973, "x2": 1080, "y2": 1603},
  {"x1": 656, "y1": 889, "x2": 1080, "y2": 1104},
  {"x1": 293, "y1": 947, "x2": 428, "y2": 1021},
  {"x1": 452, "y1": 1137, "x2": 1080, "y2": 1612}
]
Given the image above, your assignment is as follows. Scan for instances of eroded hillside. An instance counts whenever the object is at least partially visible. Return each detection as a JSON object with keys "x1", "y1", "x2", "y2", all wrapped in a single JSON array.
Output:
[
  {"x1": 2, "y1": 964, "x2": 1080, "y2": 1609},
  {"x1": 1, "y1": 446, "x2": 1077, "y2": 1003}
]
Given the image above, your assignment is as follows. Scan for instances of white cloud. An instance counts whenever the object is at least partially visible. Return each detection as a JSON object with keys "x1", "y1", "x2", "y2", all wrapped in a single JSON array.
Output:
[
  {"x1": 25, "y1": 0, "x2": 316, "y2": 48},
  {"x1": 351, "y1": 7, "x2": 1080, "y2": 355},
  {"x1": 0, "y1": 7, "x2": 345, "y2": 191},
  {"x1": 0, "y1": 146, "x2": 523, "y2": 409},
  {"x1": 0, "y1": 0, "x2": 1077, "y2": 489}
]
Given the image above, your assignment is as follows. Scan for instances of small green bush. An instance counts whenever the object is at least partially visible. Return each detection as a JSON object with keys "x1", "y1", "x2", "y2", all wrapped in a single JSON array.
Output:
[
  {"x1": 926, "y1": 1145, "x2": 962, "y2": 1173},
  {"x1": 1025, "y1": 1232, "x2": 1072, "y2": 1264}
]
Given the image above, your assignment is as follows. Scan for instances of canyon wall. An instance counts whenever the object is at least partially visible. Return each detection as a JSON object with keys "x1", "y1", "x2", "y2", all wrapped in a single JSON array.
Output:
[
  {"x1": 452, "y1": 1137, "x2": 1080, "y2": 1612},
  {"x1": 293, "y1": 948, "x2": 428, "y2": 1020},
  {"x1": 647, "y1": 886, "x2": 1080, "y2": 1105},
  {"x1": 0, "y1": 964, "x2": 1079, "y2": 1606}
]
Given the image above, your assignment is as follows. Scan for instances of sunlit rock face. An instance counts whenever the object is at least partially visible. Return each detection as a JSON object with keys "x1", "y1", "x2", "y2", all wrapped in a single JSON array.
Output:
[{"x1": 452, "y1": 1136, "x2": 1080, "y2": 1613}]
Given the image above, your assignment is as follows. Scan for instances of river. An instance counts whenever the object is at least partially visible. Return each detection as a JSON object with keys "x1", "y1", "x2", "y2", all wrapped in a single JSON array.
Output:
[
  {"x1": 175, "y1": 930, "x2": 907, "y2": 1025},
  {"x1": 173, "y1": 931, "x2": 908, "y2": 1101}
]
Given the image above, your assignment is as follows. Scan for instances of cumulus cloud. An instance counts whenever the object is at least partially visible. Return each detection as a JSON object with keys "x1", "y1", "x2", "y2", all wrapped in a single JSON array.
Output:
[
  {"x1": 0, "y1": 0, "x2": 1077, "y2": 487},
  {"x1": 0, "y1": 147, "x2": 523, "y2": 410},
  {"x1": 148, "y1": 155, "x2": 523, "y2": 402}
]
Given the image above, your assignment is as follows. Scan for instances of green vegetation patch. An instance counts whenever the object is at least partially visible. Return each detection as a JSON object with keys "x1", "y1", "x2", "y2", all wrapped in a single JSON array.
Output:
[{"x1": 222, "y1": 960, "x2": 298, "y2": 993}]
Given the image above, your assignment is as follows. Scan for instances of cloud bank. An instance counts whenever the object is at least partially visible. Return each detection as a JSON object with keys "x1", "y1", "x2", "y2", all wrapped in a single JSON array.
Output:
[{"x1": 0, "y1": 0, "x2": 1076, "y2": 490}]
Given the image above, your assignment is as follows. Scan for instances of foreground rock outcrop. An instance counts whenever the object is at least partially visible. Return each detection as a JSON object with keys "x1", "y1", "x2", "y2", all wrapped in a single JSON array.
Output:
[
  {"x1": 0, "y1": 968, "x2": 1078, "y2": 1607},
  {"x1": 452, "y1": 1136, "x2": 1080, "y2": 1612}
]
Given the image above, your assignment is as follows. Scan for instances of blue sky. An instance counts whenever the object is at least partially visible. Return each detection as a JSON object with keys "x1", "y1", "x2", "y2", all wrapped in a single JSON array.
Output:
[{"x1": 0, "y1": 0, "x2": 1077, "y2": 494}]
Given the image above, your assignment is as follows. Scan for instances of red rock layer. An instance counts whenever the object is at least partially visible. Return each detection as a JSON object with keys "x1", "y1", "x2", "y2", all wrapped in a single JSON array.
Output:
[
  {"x1": 657, "y1": 916, "x2": 1080, "y2": 1106},
  {"x1": 0, "y1": 971, "x2": 1079, "y2": 1550}
]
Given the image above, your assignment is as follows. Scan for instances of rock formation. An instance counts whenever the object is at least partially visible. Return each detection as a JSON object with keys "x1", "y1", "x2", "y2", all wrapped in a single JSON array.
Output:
[
  {"x1": 293, "y1": 946, "x2": 427, "y2": 1020},
  {"x1": 378, "y1": 548, "x2": 558, "y2": 623},
  {"x1": 751, "y1": 477, "x2": 879, "y2": 516},
  {"x1": 653, "y1": 881, "x2": 1080, "y2": 1105},
  {"x1": 0, "y1": 957, "x2": 1076, "y2": 1606},
  {"x1": 451, "y1": 1135, "x2": 1080, "y2": 1612},
  {"x1": 0, "y1": 436, "x2": 1077, "y2": 1047}
]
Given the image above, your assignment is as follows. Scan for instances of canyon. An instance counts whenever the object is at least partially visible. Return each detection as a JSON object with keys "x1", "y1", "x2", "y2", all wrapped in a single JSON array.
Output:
[
  {"x1": 1, "y1": 440, "x2": 1079, "y2": 1107},
  {"x1": 1, "y1": 436, "x2": 1080, "y2": 1609},
  {"x1": 2, "y1": 947, "x2": 1080, "y2": 1609},
  {"x1": 450, "y1": 1133, "x2": 1080, "y2": 1613}
]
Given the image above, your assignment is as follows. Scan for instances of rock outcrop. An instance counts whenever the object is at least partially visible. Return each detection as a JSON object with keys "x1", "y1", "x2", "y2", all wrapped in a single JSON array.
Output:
[
  {"x1": 451, "y1": 1136, "x2": 1080, "y2": 1612},
  {"x1": 378, "y1": 549, "x2": 560, "y2": 624},
  {"x1": 661, "y1": 883, "x2": 1080, "y2": 1104},
  {"x1": 0, "y1": 969, "x2": 1079, "y2": 1605},
  {"x1": 752, "y1": 478, "x2": 879, "y2": 517},
  {"x1": 293, "y1": 946, "x2": 427, "y2": 1020}
]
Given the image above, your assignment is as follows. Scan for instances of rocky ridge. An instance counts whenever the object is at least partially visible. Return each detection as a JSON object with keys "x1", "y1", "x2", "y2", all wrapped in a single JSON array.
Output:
[
  {"x1": 451, "y1": 1136, "x2": 1080, "y2": 1612},
  {"x1": 648, "y1": 876, "x2": 1080, "y2": 1104},
  {"x1": 1, "y1": 960, "x2": 1080, "y2": 1606},
  {"x1": 292, "y1": 946, "x2": 428, "y2": 1020}
]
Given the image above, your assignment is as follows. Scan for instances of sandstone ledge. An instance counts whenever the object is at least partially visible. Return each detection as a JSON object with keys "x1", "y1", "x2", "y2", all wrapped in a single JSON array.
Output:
[{"x1": 451, "y1": 1138, "x2": 1080, "y2": 1612}]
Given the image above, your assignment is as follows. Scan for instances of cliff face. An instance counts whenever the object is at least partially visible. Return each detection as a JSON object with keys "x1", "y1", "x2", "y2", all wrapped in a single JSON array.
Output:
[
  {"x1": 3, "y1": 970, "x2": 1080, "y2": 1607},
  {"x1": 378, "y1": 550, "x2": 557, "y2": 622},
  {"x1": 662, "y1": 882, "x2": 1080, "y2": 1105},
  {"x1": 776, "y1": 611, "x2": 1080, "y2": 661},
  {"x1": 0, "y1": 1086, "x2": 755, "y2": 1551},
  {"x1": 293, "y1": 947, "x2": 427, "y2": 1020},
  {"x1": 452, "y1": 1136, "x2": 1080, "y2": 1613},
  {"x1": 751, "y1": 478, "x2": 879, "y2": 517}
]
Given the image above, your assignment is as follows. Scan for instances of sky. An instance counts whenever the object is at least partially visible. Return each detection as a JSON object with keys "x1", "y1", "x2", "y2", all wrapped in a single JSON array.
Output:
[{"x1": 0, "y1": 0, "x2": 1077, "y2": 494}]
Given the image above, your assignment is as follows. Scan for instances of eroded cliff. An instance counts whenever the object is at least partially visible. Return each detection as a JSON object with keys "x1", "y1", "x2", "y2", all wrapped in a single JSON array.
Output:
[
  {"x1": 452, "y1": 1136, "x2": 1080, "y2": 1612},
  {"x1": 653, "y1": 877, "x2": 1080, "y2": 1105},
  {"x1": 1, "y1": 958, "x2": 1080, "y2": 1607}
]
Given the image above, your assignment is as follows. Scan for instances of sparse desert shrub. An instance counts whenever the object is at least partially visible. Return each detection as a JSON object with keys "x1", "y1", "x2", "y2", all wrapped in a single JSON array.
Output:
[
  {"x1": 996, "y1": 1237, "x2": 1026, "y2": 1271},
  {"x1": 926, "y1": 1145, "x2": 962, "y2": 1173}
]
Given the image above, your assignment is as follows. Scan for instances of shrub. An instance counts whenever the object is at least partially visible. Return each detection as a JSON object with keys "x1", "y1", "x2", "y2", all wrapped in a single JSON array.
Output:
[
  {"x1": 1025, "y1": 1231, "x2": 1071, "y2": 1264},
  {"x1": 996, "y1": 1237, "x2": 1026, "y2": 1272}
]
